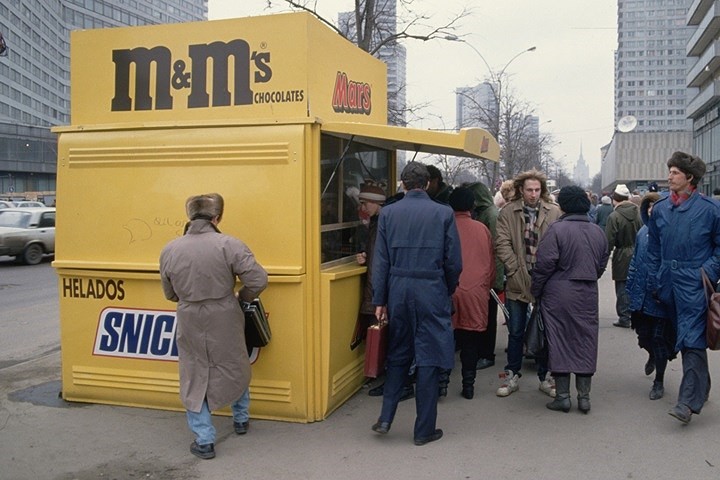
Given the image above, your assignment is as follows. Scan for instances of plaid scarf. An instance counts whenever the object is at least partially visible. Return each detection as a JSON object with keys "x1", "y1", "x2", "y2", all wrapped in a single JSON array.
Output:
[
  {"x1": 669, "y1": 185, "x2": 695, "y2": 206},
  {"x1": 523, "y1": 203, "x2": 540, "y2": 272}
]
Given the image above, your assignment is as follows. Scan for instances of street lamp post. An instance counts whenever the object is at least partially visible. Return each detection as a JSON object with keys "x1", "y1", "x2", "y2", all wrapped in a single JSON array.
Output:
[{"x1": 447, "y1": 37, "x2": 536, "y2": 188}]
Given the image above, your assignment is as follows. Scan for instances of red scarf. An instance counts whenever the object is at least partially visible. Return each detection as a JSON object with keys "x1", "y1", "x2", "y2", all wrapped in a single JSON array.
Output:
[{"x1": 669, "y1": 185, "x2": 696, "y2": 206}]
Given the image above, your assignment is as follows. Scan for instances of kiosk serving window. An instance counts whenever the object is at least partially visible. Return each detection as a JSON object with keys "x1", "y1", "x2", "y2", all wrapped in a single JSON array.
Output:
[{"x1": 320, "y1": 134, "x2": 390, "y2": 264}]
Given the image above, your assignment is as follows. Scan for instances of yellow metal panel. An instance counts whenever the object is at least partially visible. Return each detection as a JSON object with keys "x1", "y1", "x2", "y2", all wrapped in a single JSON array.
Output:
[
  {"x1": 322, "y1": 122, "x2": 500, "y2": 161},
  {"x1": 57, "y1": 269, "x2": 313, "y2": 422},
  {"x1": 70, "y1": 12, "x2": 387, "y2": 127},
  {"x1": 319, "y1": 262, "x2": 368, "y2": 419},
  {"x1": 54, "y1": 124, "x2": 306, "y2": 274}
]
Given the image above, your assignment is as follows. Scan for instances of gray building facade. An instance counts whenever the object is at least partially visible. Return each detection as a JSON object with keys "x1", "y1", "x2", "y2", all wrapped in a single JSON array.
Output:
[
  {"x1": 603, "y1": 0, "x2": 694, "y2": 193},
  {"x1": 0, "y1": 0, "x2": 207, "y2": 199},
  {"x1": 687, "y1": 0, "x2": 720, "y2": 194}
]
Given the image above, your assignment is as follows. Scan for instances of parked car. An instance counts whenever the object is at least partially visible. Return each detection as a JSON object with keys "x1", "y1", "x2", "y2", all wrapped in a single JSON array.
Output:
[
  {"x1": 0, "y1": 200, "x2": 15, "y2": 209},
  {"x1": 15, "y1": 201, "x2": 46, "y2": 208},
  {"x1": 0, "y1": 207, "x2": 55, "y2": 264}
]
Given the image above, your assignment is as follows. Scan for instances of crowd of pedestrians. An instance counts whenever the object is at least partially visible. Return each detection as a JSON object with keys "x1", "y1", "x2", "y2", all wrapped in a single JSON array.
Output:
[
  {"x1": 356, "y1": 151, "x2": 720, "y2": 446},
  {"x1": 158, "y1": 151, "x2": 720, "y2": 458}
]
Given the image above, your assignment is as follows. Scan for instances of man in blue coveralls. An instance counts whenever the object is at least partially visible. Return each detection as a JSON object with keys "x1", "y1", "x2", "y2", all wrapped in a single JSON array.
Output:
[{"x1": 370, "y1": 162, "x2": 462, "y2": 446}]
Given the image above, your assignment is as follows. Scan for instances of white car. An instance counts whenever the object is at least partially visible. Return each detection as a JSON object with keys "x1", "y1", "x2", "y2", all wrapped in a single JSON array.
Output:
[
  {"x1": 15, "y1": 201, "x2": 46, "y2": 208},
  {"x1": 0, "y1": 200, "x2": 15, "y2": 209},
  {"x1": 0, "y1": 207, "x2": 56, "y2": 264}
]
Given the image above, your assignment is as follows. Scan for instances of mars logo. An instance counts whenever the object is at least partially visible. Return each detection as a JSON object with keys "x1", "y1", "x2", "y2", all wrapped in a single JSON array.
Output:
[
  {"x1": 332, "y1": 71, "x2": 371, "y2": 115},
  {"x1": 111, "y1": 40, "x2": 272, "y2": 111}
]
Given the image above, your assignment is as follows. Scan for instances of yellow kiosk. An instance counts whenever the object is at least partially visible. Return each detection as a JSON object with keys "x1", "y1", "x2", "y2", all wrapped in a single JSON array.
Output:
[{"x1": 53, "y1": 12, "x2": 499, "y2": 423}]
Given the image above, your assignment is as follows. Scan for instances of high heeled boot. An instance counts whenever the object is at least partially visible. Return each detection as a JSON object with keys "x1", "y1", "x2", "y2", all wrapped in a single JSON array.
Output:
[
  {"x1": 546, "y1": 374, "x2": 571, "y2": 412},
  {"x1": 461, "y1": 369, "x2": 475, "y2": 399},
  {"x1": 576, "y1": 375, "x2": 592, "y2": 413}
]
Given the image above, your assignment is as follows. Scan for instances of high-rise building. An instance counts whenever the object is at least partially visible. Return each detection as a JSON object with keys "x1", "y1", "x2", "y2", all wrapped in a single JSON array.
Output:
[
  {"x1": 602, "y1": 0, "x2": 693, "y2": 194},
  {"x1": 338, "y1": 0, "x2": 407, "y2": 126},
  {"x1": 455, "y1": 82, "x2": 497, "y2": 131},
  {"x1": 0, "y1": 0, "x2": 207, "y2": 198},
  {"x1": 615, "y1": 0, "x2": 693, "y2": 132},
  {"x1": 573, "y1": 144, "x2": 590, "y2": 187},
  {"x1": 687, "y1": 1, "x2": 720, "y2": 193}
]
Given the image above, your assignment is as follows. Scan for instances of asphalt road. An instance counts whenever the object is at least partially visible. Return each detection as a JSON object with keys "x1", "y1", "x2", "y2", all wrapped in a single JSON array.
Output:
[{"x1": 2, "y1": 264, "x2": 720, "y2": 480}]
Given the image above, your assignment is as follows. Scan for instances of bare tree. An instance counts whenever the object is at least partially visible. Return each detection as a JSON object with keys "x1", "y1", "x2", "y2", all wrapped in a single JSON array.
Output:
[
  {"x1": 457, "y1": 73, "x2": 558, "y2": 188},
  {"x1": 269, "y1": 0, "x2": 469, "y2": 126},
  {"x1": 277, "y1": 0, "x2": 469, "y2": 54}
]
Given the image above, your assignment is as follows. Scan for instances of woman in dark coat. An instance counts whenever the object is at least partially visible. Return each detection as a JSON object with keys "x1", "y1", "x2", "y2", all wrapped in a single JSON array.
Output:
[{"x1": 531, "y1": 186, "x2": 609, "y2": 413}]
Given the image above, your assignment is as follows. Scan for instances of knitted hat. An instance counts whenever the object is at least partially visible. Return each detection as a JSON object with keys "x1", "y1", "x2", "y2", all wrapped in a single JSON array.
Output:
[
  {"x1": 557, "y1": 185, "x2": 591, "y2": 214},
  {"x1": 612, "y1": 184, "x2": 631, "y2": 202},
  {"x1": 667, "y1": 151, "x2": 706, "y2": 185},
  {"x1": 448, "y1": 187, "x2": 475, "y2": 212},
  {"x1": 358, "y1": 183, "x2": 386, "y2": 203}
]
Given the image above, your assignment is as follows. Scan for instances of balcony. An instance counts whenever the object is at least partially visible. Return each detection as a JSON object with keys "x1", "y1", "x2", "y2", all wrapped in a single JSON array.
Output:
[
  {"x1": 687, "y1": 2, "x2": 720, "y2": 57},
  {"x1": 686, "y1": 80, "x2": 720, "y2": 118},
  {"x1": 688, "y1": 0, "x2": 716, "y2": 25},
  {"x1": 687, "y1": 39, "x2": 720, "y2": 87}
]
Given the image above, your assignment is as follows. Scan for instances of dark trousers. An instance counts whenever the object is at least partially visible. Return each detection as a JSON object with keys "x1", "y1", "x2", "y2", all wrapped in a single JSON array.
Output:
[
  {"x1": 678, "y1": 348, "x2": 711, "y2": 414},
  {"x1": 478, "y1": 297, "x2": 497, "y2": 361},
  {"x1": 455, "y1": 329, "x2": 482, "y2": 375},
  {"x1": 379, "y1": 364, "x2": 440, "y2": 439}
]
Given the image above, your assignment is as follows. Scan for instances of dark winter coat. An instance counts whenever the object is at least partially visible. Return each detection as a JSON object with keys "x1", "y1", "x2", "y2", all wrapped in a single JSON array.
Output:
[
  {"x1": 467, "y1": 181, "x2": 504, "y2": 291},
  {"x1": 358, "y1": 215, "x2": 378, "y2": 315},
  {"x1": 605, "y1": 201, "x2": 642, "y2": 281},
  {"x1": 530, "y1": 214, "x2": 609, "y2": 374},
  {"x1": 371, "y1": 189, "x2": 462, "y2": 369},
  {"x1": 626, "y1": 202, "x2": 669, "y2": 319},
  {"x1": 594, "y1": 203, "x2": 613, "y2": 229},
  {"x1": 647, "y1": 193, "x2": 720, "y2": 351}
]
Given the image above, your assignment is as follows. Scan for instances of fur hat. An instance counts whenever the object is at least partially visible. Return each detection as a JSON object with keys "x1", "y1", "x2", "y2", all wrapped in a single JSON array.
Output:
[
  {"x1": 667, "y1": 151, "x2": 706, "y2": 186},
  {"x1": 612, "y1": 184, "x2": 630, "y2": 202},
  {"x1": 601, "y1": 195, "x2": 611, "y2": 205},
  {"x1": 358, "y1": 183, "x2": 386, "y2": 203},
  {"x1": 558, "y1": 185, "x2": 591, "y2": 214},
  {"x1": 449, "y1": 187, "x2": 475, "y2": 212}
]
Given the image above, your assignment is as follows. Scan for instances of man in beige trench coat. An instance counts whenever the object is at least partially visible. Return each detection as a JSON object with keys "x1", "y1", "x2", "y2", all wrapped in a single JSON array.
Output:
[{"x1": 160, "y1": 193, "x2": 268, "y2": 460}]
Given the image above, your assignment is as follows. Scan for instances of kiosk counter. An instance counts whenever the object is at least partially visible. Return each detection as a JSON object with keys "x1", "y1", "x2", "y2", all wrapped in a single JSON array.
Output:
[{"x1": 53, "y1": 12, "x2": 499, "y2": 422}]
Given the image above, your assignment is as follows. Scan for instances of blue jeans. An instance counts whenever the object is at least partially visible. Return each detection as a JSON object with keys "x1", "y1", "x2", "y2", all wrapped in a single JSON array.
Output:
[
  {"x1": 504, "y1": 299, "x2": 547, "y2": 380},
  {"x1": 186, "y1": 389, "x2": 250, "y2": 445}
]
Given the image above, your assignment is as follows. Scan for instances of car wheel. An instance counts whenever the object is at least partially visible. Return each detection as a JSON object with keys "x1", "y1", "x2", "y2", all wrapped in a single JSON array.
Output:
[{"x1": 23, "y1": 244, "x2": 44, "y2": 265}]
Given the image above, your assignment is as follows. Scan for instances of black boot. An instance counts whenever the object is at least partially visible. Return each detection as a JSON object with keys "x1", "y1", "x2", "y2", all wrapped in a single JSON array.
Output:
[
  {"x1": 546, "y1": 375, "x2": 571, "y2": 412},
  {"x1": 576, "y1": 375, "x2": 592, "y2": 413},
  {"x1": 461, "y1": 369, "x2": 475, "y2": 399}
]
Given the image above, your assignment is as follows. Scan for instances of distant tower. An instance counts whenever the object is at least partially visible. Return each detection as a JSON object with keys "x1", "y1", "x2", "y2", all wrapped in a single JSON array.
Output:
[{"x1": 573, "y1": 143, "x2": 590, "y2": 186}]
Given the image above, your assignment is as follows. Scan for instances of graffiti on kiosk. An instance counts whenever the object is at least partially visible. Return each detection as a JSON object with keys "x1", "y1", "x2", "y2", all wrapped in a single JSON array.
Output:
[
  {"x1": 111, "y1": 39, "x2": 304, "y2": 111},
  {"x1": 123, "y1": 217, "x2": 186, "y2": 244},
  {"x1": 93, "y1": 307, "x2": 261, "y2": 363}
]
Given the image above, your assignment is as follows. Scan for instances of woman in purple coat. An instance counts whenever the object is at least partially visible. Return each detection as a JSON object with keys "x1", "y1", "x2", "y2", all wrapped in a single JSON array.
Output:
[{"x1": 531, "y1": 186, "x2": 609, "y2": 414}]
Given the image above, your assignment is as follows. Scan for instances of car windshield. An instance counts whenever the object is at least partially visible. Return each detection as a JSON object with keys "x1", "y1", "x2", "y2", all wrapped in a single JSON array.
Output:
[{"x1": 0, "y1": 211, "x2": 32, "y2": 228}]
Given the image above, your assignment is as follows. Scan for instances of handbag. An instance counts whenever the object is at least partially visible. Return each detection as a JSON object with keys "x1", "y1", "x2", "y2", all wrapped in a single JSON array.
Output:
[
  {"x1": 363, "y1": 321, "x2": 388, "y2": 378},
  {"x1": 524, "y1": 302, "x2": 548, "y2": 359},
  {"x1": 241, "y1": 298, "x2": 271, "y2": 350},
  {"x1": 701, "y1": 268, "x2": 720, "y2": 350}
]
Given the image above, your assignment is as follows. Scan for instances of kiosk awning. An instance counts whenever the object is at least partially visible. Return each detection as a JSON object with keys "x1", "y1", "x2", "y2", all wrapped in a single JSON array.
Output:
[{"x1": 321, "y1": 122, "x2": 500, "y2": 161}]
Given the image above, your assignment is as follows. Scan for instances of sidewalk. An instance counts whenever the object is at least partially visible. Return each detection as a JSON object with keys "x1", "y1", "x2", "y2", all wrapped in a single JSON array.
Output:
[{"x1": 3, "y1": 272, "x2": 720, "y2": 480}]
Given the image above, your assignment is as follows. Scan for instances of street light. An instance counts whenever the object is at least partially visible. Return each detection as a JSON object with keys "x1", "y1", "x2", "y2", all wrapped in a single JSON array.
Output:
[{"x1": 446, "y1": 36, "x2": 536, "y2": 187}]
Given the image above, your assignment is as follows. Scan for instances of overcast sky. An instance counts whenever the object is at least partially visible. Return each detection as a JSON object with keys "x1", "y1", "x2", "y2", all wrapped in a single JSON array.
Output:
[{"x1": 208, "y1": 0, "x2": 617, "y2": 179}]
